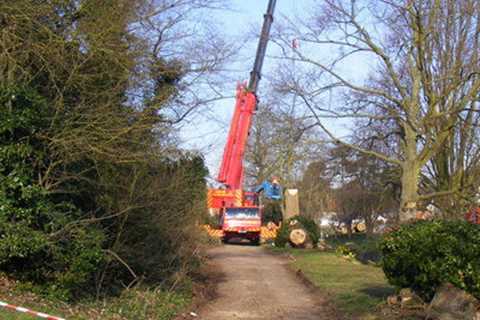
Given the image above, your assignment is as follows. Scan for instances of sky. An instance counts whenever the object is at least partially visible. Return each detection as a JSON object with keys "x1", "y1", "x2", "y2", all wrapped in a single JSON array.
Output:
[
  {"x1": 177, "y1": 0, "x2": 370, "y2": 180},
  {"x1": 178, "y1": 0, "x2": 312, "y2": 178}
]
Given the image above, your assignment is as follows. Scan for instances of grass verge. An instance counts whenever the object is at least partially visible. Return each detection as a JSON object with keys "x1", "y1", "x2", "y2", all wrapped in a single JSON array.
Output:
[
  {"x1": 279, "y1": 248, "x2": 394, "y2": 319},
  {"x1": 0, "y1": 276, "x2": 191, "y2": 320}
]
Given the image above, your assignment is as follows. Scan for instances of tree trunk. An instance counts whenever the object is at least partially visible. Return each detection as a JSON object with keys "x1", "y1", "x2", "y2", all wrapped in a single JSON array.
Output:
[
  {"x1": 346, "y1": 220, "x2": 353, "y2": 238},
  {"x1": 398, "y1": 120, "x2": 421, "y2": 224},
  {"x1": 365, "y1": 210, "x2": 375, "y2": 237},
  {"x1": 399, "y1": 159, "x2": 420, "y2": 223}
]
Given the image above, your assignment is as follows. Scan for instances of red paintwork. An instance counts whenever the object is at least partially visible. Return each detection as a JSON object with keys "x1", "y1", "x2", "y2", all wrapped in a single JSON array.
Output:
[
  {"x1": 243, "y1": 192, "x2": 257, "y2": 207},
  {"x1": 466, "y1": 207, "x2": 480, "y2": 224},
  {"x1": 207, "y1": 0, "x2": 276, "y2": 242},
  {"x1": 211, "y1": 85, "x2": 260, "y2": 242},
  {"x1": 222, "y1": 207, "x2": 262, "y2": 242},
  {"x1": 217, "y1": 84, "x2": 257, "y2": 190},
  {"x1": 207, "y1": 189, "x2": 243, "y2": 209}
]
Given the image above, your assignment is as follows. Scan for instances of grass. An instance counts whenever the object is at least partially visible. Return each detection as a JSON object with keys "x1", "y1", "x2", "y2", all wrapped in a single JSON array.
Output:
[
  {"x1": 0, "y1": 304, "x2": 65, "y2": 320},
  {"x1": 285, "y1": 249, "x2": 394, "y2": 319},
  {"x1": 0, "y1": 312, "x2": 36, "y2": 320},
  {"x1": 0, "y1": 282, "x2": 191, "y2": 320}
]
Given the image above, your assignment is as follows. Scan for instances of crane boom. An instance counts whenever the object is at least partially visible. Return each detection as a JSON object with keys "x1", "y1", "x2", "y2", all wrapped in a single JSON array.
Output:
[
  {"x1": 207, "y1": 0, "x2": 277, "y2": 245},
  {"x1": 217, "y1": 0, "x2": 276, "y2": 190},
  {"x1": 248, "y1": 0, "x2": 277, "y2": 93}
]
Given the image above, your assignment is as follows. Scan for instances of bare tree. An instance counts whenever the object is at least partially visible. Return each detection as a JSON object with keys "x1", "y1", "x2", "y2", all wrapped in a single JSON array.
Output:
[
  {"x1": 298, "y1": 160, "x2": 335, "y2": 218},
  {"x1": 272, "y1": 0, "x2": 480, "y2": 222},
  {"x1": 134, "y1": 0, "x2": 235, "y2": 124},
  {"x1": 422, "y1": 104, "x2": 480, "y2": 217},
  {"x1": 244, "y1": 99, "x2": 324, "y2": 188},
  {"x1": 330, "y1": 145, "x2": 398, "y2": 235}
]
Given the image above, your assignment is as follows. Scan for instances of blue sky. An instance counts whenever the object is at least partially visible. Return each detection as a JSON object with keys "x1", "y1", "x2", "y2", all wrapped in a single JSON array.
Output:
[
  {"x1": 179, "y1": 1, "x2": 315, "y2": 177},
  {"x1": 178, "y1": 0, "x2": 369, "y2": 179}
]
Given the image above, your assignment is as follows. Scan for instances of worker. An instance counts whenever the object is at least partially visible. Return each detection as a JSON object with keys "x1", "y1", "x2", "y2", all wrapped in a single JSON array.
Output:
[
  {"x1": 255, "y1": 176, "x2": 283, "y2": 224},
  {"x1": 255, "y1": 176, "x2": 282, "y2": 200}
]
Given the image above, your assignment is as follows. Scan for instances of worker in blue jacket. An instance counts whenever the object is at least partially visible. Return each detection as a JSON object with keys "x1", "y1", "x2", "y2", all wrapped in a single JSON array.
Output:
[
  {"x1": 255, "y1": 176, "x2": 282, "y2": 200},
  {"x1": 255, "y1": 176, "x2": 282, "y2": 224}
]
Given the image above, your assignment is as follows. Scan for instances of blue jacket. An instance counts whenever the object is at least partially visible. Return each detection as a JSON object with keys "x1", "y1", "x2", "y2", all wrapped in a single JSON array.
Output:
[{"x1": 255, "y1": 181, "x2": 282, "y2": 200}]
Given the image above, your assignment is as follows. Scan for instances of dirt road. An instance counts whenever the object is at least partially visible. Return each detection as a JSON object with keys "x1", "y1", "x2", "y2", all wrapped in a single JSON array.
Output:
[{"x1": 197, "y1": 245, "x2": 336, "y2": 320}]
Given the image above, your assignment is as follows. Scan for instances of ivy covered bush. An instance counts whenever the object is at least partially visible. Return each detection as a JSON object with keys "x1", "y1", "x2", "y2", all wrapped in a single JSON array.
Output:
[
  {"x1": 380, "y1": 220, "x2": 480, "y2": 301},
  {"x1": 0, "y1": 86, "x2": 105, "y2": 299}
]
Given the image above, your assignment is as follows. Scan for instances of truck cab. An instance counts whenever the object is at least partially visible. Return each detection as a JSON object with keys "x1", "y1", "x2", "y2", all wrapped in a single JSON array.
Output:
[{"x1": 221, "y1": 207, "x2": 261, "y2": 245}]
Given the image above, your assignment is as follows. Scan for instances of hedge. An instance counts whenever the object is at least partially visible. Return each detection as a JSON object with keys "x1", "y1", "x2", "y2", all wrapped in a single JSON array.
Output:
[{"x1": 380, "y1": 220, "x2": 480, "y2": 301}]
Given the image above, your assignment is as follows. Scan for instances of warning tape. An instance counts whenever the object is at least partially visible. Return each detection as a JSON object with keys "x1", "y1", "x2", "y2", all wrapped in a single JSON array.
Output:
[{"x1": 0, "y1": 300, "x2": 65, "y2": 320}]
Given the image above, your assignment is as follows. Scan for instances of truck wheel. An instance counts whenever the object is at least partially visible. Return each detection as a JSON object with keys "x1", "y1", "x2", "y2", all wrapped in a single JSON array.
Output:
[
  {"x1": 222, "y1": 237, "x2": 229, "y2": 244},
  {"x1": 251, "y1": 237, "x2": 260, "y2": 246}
]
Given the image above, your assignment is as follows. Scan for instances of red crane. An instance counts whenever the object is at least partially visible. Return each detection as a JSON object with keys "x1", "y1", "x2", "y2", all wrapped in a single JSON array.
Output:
[{"x1": 207, "y1": 0, "x2": 277, "y2": 244}]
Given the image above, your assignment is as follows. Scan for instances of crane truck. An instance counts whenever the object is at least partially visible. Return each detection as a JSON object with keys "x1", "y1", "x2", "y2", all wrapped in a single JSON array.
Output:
[{"x1": 207, "y1": 0, "x2": 278, "y2": 245}]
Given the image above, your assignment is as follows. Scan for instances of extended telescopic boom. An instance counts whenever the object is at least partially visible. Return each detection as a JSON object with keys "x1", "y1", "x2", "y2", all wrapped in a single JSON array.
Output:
[
  {"x1": 217, "y1": 0, "x2": 276, "y2": 190},
  {"x1": 248, "y1": 0, "x2": 276, "y2": 94}
]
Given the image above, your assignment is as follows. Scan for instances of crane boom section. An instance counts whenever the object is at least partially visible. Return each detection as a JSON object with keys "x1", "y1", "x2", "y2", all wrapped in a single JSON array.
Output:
[
  {"x1": 249, "y1": 0, "x2": 276, "y2": 93},
  {"x1": 217, "y1": 0, "x2": 276, "y2": 189},
  {"x1": 217, "y1": 85, "x2": 256, "y2": 189}
]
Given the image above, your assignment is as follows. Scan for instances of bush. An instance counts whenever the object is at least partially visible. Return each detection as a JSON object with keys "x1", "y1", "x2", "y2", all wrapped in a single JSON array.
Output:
[
  {"x1": 380, "y1": 220, "x2": 480, "y2": 301},
  {"x1": 327, "y1": 234, "x2": 382, "y2": 264},
  {"x1": 0, "y1": 86, "x2": 105, "y2": 299},
  {"x1": 1, "y1": 1, "x2": 209, "y2": 303},
  {"x1": 335, "y1": 244, "x2": 355, "y2": 257},
  {"x1": 274, "y1": 215, "x2": 320, "y2": 247},
  {"x1": 262, "y1": 200, "x2": 282, "y2": 225}
]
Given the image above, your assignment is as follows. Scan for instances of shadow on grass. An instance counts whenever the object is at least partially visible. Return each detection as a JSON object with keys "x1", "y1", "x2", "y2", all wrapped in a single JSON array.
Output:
[{"x1": 360, "y1": 285, "x2": 395, "y2": 299}]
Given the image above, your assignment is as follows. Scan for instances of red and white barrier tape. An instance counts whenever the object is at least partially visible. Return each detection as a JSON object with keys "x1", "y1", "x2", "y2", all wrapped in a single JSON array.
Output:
[{"x1": 0, "y1": 300, "x2": 65, "y2": 320}]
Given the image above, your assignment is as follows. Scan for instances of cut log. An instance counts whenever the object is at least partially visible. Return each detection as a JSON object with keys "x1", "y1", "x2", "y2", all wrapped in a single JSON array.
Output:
[
  {"x1": 289, "y1": 228, "x2": 308, "y2": 247},
  {"x1": 354, "y1": 222, "x2": 366, "y2": 233}
]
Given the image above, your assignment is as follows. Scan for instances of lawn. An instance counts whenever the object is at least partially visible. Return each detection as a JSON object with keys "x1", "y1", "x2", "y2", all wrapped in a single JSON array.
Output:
[{"x1": 287, "y1": 249, "x2": 394, "y2": 319}]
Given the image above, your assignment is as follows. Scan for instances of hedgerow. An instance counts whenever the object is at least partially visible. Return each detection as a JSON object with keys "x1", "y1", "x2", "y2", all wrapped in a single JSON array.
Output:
[{"x1": 0, "y1": 1, "x2": 209, "y2": 300}]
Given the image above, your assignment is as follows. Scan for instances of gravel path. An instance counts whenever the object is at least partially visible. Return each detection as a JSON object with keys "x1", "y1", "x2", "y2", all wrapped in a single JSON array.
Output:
[{"x1": 197, "y1": 245, "x2": 336, "y2": 320}]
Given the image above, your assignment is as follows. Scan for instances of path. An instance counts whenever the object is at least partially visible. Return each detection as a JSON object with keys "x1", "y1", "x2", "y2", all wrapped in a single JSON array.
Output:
[{"x1": 197, "y1": 245, "x2": 335, "y2": 320}]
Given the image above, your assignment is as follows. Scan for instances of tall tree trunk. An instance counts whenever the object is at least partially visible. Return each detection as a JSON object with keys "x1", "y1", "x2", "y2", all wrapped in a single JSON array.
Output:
[
  {"x1": 399, "y1": 124, "x2": 420, "y2": 223},
  {"x1": 346, "y1": 220, "x2": 353, "y2": 238},
  {"x1": 365, "y1": 210, "x2": 375, "y2": 237},
  {"x1": 400, "y1": 159, "x2": 420, "y2": 223}
]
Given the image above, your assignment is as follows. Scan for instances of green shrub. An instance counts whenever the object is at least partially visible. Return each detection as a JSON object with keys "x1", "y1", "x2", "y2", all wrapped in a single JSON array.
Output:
[
  {"x1": 203, "y1": 213, "x2": 220, "y2": 227},
  {"x1": 380, "y1": 220, "x2": 480, "y2": 301},
  {"x1": 327, "y1": 234, "x2": 382, "y2": 264},
  {"x1": 262, "y1": 200, "x2": 282, "y2": 225},
  {"x1": 335, "y1": 244, "x2": 354, "y2": 256},
  {"x1": 274, "y1": 221, "x2": 291, "y2": 248},
  {"x1": 274, "y1": 215, "x2": 320, "y2": 247}
]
